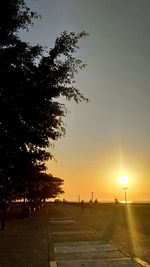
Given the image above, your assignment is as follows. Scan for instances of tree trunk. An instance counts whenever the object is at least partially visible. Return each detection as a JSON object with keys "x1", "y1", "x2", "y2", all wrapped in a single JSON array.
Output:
[
  {"x1": 1, "y1": 205, "x2": 7, "y2": 230},
  {"x1": 22, "y1": 194, "x2": 26, "y2": 216}
]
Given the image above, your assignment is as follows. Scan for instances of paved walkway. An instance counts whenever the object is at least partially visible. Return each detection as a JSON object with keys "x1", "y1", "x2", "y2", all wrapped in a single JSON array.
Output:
[
  {"x1": 0, "y1": 204, "x2": 150, "y2": 267},
  {"x1": 49, "y1": 216, "x2": 149, "y2": 267}
]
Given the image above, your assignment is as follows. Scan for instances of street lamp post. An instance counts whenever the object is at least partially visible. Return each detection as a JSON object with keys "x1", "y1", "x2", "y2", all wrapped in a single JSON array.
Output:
[
  {"x1": 119, "y1": 174, "x2": 128, "y2": 205},
  {"x1": 123, "y1": 187, "x2": 128, "y2": 205}
]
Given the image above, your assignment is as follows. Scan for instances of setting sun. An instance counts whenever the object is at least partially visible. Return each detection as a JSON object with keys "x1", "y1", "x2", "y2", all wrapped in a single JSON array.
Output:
[{"x1": 119, "y1": 175, "x2": 128, "y2": 186}]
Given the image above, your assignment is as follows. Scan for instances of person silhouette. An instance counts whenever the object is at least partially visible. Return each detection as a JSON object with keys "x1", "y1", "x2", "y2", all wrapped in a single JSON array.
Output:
[{"x1": 81, "y1": 200, "x2": 85, "y2": 214}]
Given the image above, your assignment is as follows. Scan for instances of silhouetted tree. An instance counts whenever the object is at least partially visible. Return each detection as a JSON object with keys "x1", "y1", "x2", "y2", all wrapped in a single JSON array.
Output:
[
  {"x1": 0, "y1": 0, "x2": 39, "y2": 46},
  {"x1": 0, "y1": 0, "x2": 88, "y2": 228},
  {"x1": 27, "y1": 172, "x2": 64, "y2": 205}
]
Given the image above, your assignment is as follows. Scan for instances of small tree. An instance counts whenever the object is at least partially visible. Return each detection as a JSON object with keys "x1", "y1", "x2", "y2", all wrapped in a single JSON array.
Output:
[{"x1": 26, "y1": 172, "x2": 64, "y2": 206}]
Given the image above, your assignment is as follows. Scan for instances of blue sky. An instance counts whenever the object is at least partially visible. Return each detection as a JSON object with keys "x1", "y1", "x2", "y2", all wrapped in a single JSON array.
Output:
[{"x1": 20, "y1": 0, "x2": 150, "y2": 201}]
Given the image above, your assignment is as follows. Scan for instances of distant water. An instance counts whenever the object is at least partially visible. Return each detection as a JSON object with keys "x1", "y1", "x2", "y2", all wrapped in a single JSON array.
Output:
[
  {"x1": 99, "y1": 200, "x2": 150, "y2": 204},
  {"x1": 102, "y1": 201, "x2": 150, "y2": 204},
  {"x1": 131, "y1": 200, "x2": 150, "y2": 204}
]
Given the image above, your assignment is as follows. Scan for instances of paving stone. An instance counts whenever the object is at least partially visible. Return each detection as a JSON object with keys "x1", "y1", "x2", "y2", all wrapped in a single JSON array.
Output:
[
  {"x1": 54, "y1": 241, "x2": 107, "y2": 247},
  {"x1": 50, "y1": 217, "x2": 74, "y2": 221},
  {"x1": 55, "y1": 250, "x2": 128, "y2": 261},
  {"x1": 53, "y1": 231, "x2": 94, "y2": 235},
  {"x1": 54, "y1": 244, "x2": 117, "y2": 253},
  {"x1": 50, "y1": 220, "x2": 75, "y2": 224},
  {"x1": 57, "y1": 259, "x2": 142, "y2": 267},
  {"x1": 51, "y1": 224, "x2": 86, "y2": 232},
  {"x1": 52, "y1": 234, "x2": 101, "y2": 242}
]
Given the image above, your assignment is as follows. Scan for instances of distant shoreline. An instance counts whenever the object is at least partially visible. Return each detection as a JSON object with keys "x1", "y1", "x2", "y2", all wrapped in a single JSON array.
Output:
[{"x1": 53, "y1": 200, "x2": 150, "y2": 205}]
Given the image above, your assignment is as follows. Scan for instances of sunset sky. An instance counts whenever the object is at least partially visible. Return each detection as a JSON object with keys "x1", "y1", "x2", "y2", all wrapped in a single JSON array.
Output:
[{"x1": 21, "y1": 0, "x2": 150, "y2": 202}]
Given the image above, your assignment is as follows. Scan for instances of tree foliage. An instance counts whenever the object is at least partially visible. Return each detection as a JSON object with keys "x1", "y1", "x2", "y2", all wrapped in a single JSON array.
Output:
[
  {"x1": 0, "y1": 0, "x2": 88, "y2": 212},
  {"x1": 0, "y1": 0, "x2": 39, "y2": 45},
  {"x1": 27, "y1": 172, "x2": 64, "y2": 203}
]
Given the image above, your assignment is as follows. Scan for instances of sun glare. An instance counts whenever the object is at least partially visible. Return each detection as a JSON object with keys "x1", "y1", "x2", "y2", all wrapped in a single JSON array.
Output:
[{"x1": 119, "y1": 175, "x2": 128, "y2": 185}]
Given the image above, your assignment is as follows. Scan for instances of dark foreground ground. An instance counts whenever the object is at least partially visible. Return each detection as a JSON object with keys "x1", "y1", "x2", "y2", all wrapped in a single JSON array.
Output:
[
  {"x1": 0, "y1": 202, "x2": 150, "y2": 266},
  {"x1": 0, "y1": 205, "x2": 49, "y2": 267}
]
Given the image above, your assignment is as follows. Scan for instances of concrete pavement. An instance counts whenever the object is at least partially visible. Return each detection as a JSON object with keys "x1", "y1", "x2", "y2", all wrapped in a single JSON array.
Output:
[{"x1": 49, "y1": 216, "x2": 149, "y2": 267}]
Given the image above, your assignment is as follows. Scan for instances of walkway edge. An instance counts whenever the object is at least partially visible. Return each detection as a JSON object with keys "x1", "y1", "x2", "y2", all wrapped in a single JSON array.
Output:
[{"x1": 134, "y1": 257, "x2": 150, "y2": 267}]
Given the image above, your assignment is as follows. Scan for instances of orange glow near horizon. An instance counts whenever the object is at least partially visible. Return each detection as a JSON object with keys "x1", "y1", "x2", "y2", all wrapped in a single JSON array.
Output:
[{"x1": 47, "y1": 144, "x2": 150, "y2": 202}]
